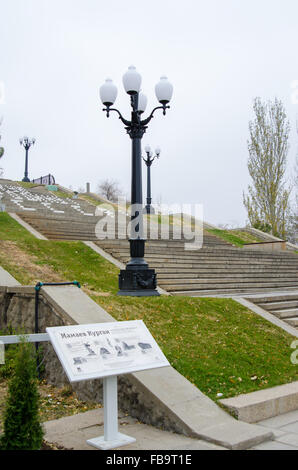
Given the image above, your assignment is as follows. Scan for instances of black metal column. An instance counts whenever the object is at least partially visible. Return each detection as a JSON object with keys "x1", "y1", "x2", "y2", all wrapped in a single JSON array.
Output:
[
  {"x1": 146, "y1": 163, "x2": 152, "y2": 214},
  {"x1": 118, "y1": 94, "x2": 159, "y2": 296},
  {"x1": 23, "y1": 147, "x2": 30, "y2": 182}
]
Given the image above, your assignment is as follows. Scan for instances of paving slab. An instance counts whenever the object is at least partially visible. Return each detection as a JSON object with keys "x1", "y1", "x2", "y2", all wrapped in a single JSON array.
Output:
[
  {"x1": 252, "y1": 440, "x2": 298, "y2": 450},
  {"x1": 43, "y1": 410, "x2": 225, "y2": 451},
  {"x1": 190, "y1": 421, "x2": 273, "y2": 450},
  {"x1": 254, "y1": 425, "x2": 287, "y2": 439},
  {"x1": 257, "y1": 410, "x2": 298, "y2": 429},
  {"x1": 279, "y1": 421, "x2": 298, "y2": 434},
  {"x1": 275, "y1": 433, "x2": 298, "y2": 446}
]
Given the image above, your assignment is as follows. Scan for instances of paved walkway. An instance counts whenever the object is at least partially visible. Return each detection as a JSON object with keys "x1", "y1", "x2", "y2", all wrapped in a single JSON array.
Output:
[
  {"x1": 253, "y1": 410, "x2": 298, "y2": 450},
  {"x1": 43, "y1": 408, "x2": 298, "y2": 450},
  {"x1": 43, "y1": 409, "x2": 225, "y2": 451}
]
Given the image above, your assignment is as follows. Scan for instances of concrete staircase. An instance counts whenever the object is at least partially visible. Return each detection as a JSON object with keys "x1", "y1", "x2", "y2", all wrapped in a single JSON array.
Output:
[
  {"x1": 1, "y1": 180, "x2": 298, "y2": 297},
  {"x1": 95, "y1": 239, "x2": 298, "y2": 296},
  {"x1": 245, "y1": 293, "x2": 298, "y2": 329}
]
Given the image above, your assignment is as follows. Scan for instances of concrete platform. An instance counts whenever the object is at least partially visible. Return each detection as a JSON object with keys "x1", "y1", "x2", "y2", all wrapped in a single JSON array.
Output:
[
  {"x1": 43, "y1": 409, "x2": 225, "y2": 451},
  {"x1": 253, "y1": 409, "x2": 298, "y2": 450}
]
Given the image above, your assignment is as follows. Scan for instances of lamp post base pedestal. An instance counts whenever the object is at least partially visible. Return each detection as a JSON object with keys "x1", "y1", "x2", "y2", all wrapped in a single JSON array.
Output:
[
  {"x1": 118, "y1": 288, "x2": 160, "y2": 297},
  {"x1": 118, "y1": 268, "x2": 160, "y2": 297}
]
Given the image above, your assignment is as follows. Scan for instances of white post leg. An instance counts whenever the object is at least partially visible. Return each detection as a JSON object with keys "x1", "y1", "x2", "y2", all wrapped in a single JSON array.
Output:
[
  {"x1": 86, "y1": 375, "x2": 136, "y2": 450},
  {"x1": 104, "y1": 375, "x2": 118, "y2": 441}
]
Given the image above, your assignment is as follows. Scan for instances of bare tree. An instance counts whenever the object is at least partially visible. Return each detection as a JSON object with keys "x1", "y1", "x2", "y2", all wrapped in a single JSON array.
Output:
[
  {"x1": 97, "y1": 179, "x2": 123, "y2": 202},
  {"x1": 243, "y1": 97, "x2": 291, "y2": 238},
  {"x1": 287, "y1": 152, "x2": 298, "y2": 244}
]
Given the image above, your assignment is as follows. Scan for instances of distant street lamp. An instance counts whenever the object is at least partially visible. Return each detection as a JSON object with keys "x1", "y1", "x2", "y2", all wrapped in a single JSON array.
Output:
[
  {"x1": 143, "y1": 145, "x2": 161, "y2": 215},
  {"x1": 19, "y1": 136, "x2": 35, "y2": 182},
  {"x1": 99, "y1": 65, "x2": 173, "y2": 296}
]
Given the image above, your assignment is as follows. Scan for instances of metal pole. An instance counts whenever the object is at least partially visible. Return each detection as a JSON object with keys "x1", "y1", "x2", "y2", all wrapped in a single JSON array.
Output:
[
  {"x1": 103, "y1": 376, "x2": 118, "y2": 441},
  {"x1": 130, "y1": 136, "x2": 143, "y2": 238},
  {"x1": 146, "y1": 161, "x2": 152, "y2": 214},
  {"x1": 23, "y1": 147, "x2": 30, "y2": 182}
]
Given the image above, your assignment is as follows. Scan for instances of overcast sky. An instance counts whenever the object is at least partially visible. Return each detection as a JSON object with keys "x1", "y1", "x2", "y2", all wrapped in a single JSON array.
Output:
[{"x1": 1, "y1": 0, "x2": 297, "y2": 226}]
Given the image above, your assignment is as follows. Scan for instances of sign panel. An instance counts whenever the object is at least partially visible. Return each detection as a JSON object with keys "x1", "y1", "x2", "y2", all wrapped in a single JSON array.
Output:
[{"x1": 46, "y1": 320, "x2": 169, "y2": 382}]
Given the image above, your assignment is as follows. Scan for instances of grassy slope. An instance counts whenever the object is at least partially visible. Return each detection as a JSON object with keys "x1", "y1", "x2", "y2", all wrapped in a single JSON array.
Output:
[
  {"x1": 206, "y1": 228, "x2": 263, "y2": 247},
  {"x1": 0, "y1": 212, "x2": 297, "y2": 401}
]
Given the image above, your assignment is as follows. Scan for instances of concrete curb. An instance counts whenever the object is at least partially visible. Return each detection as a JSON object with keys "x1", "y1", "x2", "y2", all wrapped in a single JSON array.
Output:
[
  {"x1": 8, "y1": 212, "x2": 48, "y2": 240},
  {"x1": 220, "y1": 382, "x2": 298, "y2": 423},
  {"x1": 234, "y1": 297, "x2": 298, "y2": 338},
  {"x1": 0, "y1": 267, "x2": 21, "y2": 287}
]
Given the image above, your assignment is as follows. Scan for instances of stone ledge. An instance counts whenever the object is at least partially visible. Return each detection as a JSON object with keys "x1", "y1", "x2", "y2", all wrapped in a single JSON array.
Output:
[
  {"x1": 6, "y1": 285, "x2": 35, "y2": 295},
  {"x1": 0, "y1": 267, "x2": 21, "y2": 287},
  {"x1": 220, "y1": 381, "x2": 298, "y2": 423}
]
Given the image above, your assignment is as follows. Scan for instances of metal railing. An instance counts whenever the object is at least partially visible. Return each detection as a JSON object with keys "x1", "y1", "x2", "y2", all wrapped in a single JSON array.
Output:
[{"x1": 31, "y1": 174, "x2": 56, "y2": 185}]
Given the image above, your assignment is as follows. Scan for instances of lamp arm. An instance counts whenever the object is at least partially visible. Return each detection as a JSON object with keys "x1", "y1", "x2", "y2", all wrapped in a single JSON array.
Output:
[
  {"x1": 102, "y1": 107, "x2": 131, "y2": 126},
  {"x1": 141, "y1": 105, "x2": 170, "y2": 126}
]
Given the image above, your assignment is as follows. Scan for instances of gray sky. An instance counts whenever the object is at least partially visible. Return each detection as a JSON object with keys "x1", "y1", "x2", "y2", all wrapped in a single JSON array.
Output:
[{"x1": 0, "y1": 0, "x2": 297, "y2": 226}]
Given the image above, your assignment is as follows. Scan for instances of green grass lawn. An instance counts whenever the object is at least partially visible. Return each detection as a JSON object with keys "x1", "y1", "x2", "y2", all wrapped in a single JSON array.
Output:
[
  {"x1": 0, "y1": 212, "x2": 297, "y2": 401},
  {"x1": 206, "y1": 228, "x2": 263, "y2": 247}
]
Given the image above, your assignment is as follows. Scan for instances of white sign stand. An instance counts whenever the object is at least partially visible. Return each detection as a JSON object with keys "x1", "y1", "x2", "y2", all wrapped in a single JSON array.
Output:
[
  {"x1": 46, "y1": 320, "x2": 169, "y2": 451},
  {"x1": 87, "y1": 376, "x2": 136, "y2": 450}
]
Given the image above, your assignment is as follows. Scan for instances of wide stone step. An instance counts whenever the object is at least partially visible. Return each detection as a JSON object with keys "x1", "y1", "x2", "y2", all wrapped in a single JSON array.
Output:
[
  {"x1": 273, "y1": 308, "x2": 298, "y2": 319},
  {"x1": 258, "y1": 301, "x2": 298, "y2": 310},
  {"x1": 114, "y1": 252, "x2": 298, "y2": 264},
  {"x1": 151, "y1": 262, "x2": 298, "y2": 270},
  {"x1": 101, "y1": 240, "x2": 297, "y2": 251},
  {"x1": 111, "y1": 249, "x2": 298, "y2": 261},
  {"x1": 158, "y1": 276, "x2": 298, "y2": 285},
  {"x1": 171, "y1": 286, "x2": 298, "y2": 296},
  {"x1": 105, "y1": 245, "x2": 298, "y2": 257},
  {"x1": 157, "y1": 273, "x2": 298, "y2": 280},
  {"x1": 156, "y1": 267, "x2": 298, "y2": 275},
  {"x1": 111, "y1": 251, "x2": 298, "y2": 262},
  {"x1": 161, "y1": 281, "x2": 298, "y2": 291},
  {"x1": 245, "y1": 294, "x2": 298, "y2": 303},
  {"x1": 285, "y1": 317, "x2": 298, "y2": 327}
]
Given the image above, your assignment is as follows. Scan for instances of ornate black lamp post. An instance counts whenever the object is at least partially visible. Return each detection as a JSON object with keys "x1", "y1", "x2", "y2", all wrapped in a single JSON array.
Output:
[
  {"x1": 19, "y1": 136, "x2": 35, "y2": 182},
  {"x1": 143, "y1": 145, "x2": 160, "y2": 215},
  {"x1": 99, "y1": 65, "x2": 173, "y2": 297}
]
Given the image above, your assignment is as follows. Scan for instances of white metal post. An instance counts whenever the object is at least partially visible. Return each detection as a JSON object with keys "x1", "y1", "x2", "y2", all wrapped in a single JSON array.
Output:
[
  {"x1": 86, "y1": 375, "x2": 136, "y2": 450},
  {"x1": 104, "y1": 376, "x2": 118, "y2": 441}
]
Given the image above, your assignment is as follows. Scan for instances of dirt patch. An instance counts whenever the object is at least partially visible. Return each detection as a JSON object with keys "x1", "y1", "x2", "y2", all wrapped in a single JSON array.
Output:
[
  {"x1": 84, "y1": 287, "x2": 110, "y2": 297},
  {"x1": 0, "y1": 241, "x2": 63, "y2": 284}
]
